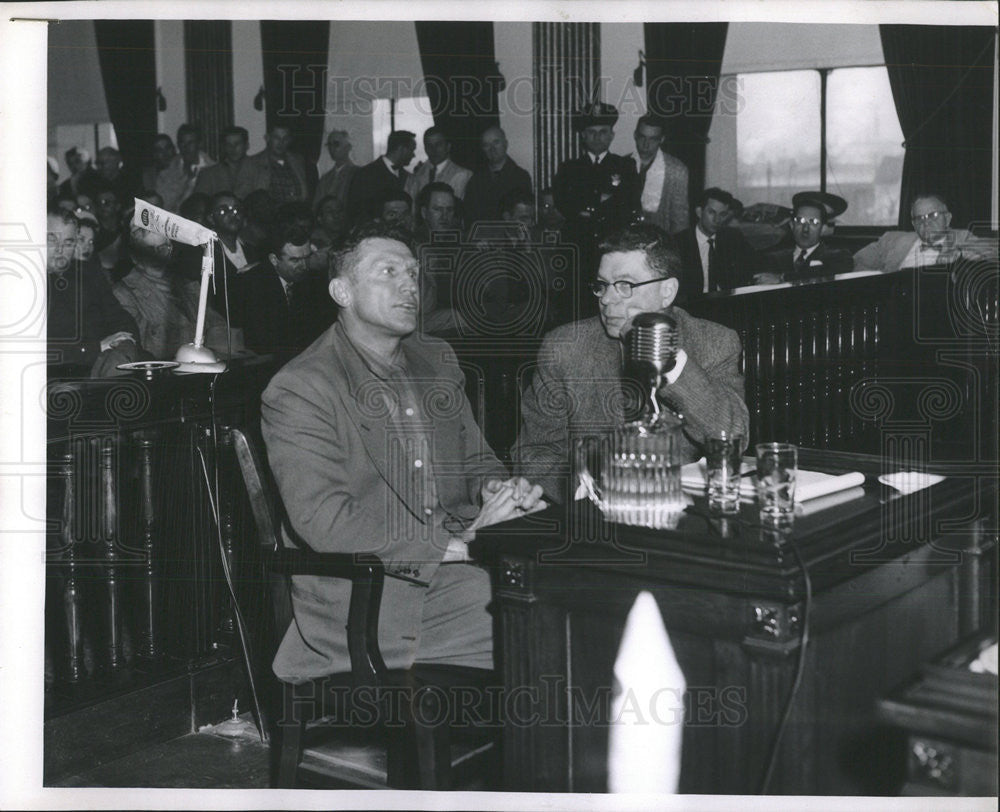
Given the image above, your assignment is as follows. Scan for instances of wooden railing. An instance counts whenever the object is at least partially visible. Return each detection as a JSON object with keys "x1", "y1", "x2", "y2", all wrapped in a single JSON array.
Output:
[{"x1": 44, "y1": 358, "x2": 277, "y2": 707}]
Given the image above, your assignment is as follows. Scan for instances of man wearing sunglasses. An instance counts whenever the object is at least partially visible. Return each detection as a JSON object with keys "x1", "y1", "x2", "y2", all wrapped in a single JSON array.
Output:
[
  {"x1": 755, "y1": 191, "x2": 853, "y2": 284},
  {"x1": 853, "y1": 193, "x2": 990, "y2": 272},
  {"x1": 512, "y1": 223, "x2": 749, "y2": 504}
]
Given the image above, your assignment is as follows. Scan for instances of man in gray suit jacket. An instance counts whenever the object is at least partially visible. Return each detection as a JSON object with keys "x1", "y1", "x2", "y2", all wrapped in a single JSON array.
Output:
[
  {"x1": 261, "y1": 222, "x2": 543, "y2": 682},
  {"x1": 513, "y1": 224, "x2": 749, "y2": 503},
  {"x1": 854, "y1": 193, "x2": 991, "y2": 272}
]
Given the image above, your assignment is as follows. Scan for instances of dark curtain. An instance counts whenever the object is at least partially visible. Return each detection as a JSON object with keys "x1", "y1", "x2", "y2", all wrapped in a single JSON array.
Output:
[
  {"x1": 93, "y1": 21, "x2": 157, "y2": 185},
  {"x1": 880, "y1": 25, "x2": 995, "y2": 229},
  {"x1": 260, "y1": 21, "x2": 330, "y2": 165},
  {"x1": 414, "y1": 22, "x2": 503, "y2": 170},
  {"x1": 643, "y1": 23, "x2": 729, "y2": 207}
]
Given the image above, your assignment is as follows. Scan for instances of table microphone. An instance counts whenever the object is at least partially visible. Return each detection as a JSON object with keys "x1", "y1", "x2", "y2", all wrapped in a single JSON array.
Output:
[{"x1": 623, "y1": 312, "x2": 679, "y2": 421}]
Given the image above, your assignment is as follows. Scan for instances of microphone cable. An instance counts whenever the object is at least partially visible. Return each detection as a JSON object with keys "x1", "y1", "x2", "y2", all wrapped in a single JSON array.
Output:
[
  {"x1": 759, "y1": 537, "x2": 812, "y2": 794},
  {"x1": 197, "y1": 372, "x2": 268, "y2": 743}
]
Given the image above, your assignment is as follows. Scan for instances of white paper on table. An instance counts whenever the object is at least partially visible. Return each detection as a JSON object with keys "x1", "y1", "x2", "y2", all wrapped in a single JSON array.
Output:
[
  {"x1": 607, "y1": 591, "x2": 685, "y2": 794},
  {"x1": 878, "y1": 471, "x2": 945, "y2": 495},
  {"x1": 681, "y1": 460, "x2": 866, "y2": 502}
]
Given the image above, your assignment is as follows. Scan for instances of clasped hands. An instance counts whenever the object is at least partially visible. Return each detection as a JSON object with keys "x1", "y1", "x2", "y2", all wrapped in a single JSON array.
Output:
[{"x1": 442, "y1": 476, "x2": 547, "y2": 562}]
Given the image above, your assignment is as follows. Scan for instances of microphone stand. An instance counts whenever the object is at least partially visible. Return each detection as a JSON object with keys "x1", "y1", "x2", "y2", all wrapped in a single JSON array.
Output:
[{"x1": 174, "y1": 241, "x2": 227, "y2": 374}]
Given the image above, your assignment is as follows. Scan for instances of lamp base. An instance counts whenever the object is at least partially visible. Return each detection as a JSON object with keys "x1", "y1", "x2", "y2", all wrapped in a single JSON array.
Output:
[{"x1": 174, "y1": 343, "x2": 227, "y2": 375}]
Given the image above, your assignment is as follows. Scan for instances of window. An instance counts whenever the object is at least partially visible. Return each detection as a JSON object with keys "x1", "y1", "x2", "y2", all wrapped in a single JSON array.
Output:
[
  {"x1": 713, "y1": 66, "x2": 904, "y2": 225},
  {"x1": 371, "y1": 96, "x2": 435, "y2": 166},
  {"x1": 735, "y1": 71, "x2": 821, "y2": 204},
  {"x1": 826, "y1": 67, "x2": 905, "y2": 226}
]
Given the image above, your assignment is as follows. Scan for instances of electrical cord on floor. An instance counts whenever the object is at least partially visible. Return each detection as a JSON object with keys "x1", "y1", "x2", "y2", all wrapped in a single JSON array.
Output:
[
  {"x1": 196, "y1": 374, "x2": 267, "y2": 744},
  {"x1": 759, "y1": 538, "x2": 812, "y2": 794}
]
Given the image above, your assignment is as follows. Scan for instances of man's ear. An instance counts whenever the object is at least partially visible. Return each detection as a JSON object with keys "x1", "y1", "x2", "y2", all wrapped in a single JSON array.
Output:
[
  {"x1": 660, "y1": 277, "x2": 679, "y2": 309},
  {"x1": 329, "y1": 276, "x2": 350, "y2": 307}
]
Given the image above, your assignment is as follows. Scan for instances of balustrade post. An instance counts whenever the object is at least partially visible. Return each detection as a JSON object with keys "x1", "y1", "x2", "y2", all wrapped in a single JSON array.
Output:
[
  {"x1": 98, "y1": 437, "x2": 124, "y2": 675},
  {"x1": 135, "y1": 430, "x2": 161, "y2": 664},
  {"x1": 56, "y1": 444, "x2": 85, "y2": 685}
]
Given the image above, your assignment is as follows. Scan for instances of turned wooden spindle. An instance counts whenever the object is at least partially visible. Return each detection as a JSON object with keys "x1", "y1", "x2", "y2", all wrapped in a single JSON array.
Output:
[
  {"x1": 58, "y1": 445, "x2": 85, "y2": 684},
  {"x1": 135, "y1": 430, "x2": 160, "y2": 663},
  {"x1": 98, "y1": 437, "x2": 124, "y2": 674}
]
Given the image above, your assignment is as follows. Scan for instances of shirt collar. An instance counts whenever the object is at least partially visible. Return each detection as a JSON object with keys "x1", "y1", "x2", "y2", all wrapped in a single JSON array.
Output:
[
  {"x1": 382, "y1": 155, "x2": 400, "y2": 176},
  {"x1": 337, "y1": 320, "x2": 406, "y2": 379}
]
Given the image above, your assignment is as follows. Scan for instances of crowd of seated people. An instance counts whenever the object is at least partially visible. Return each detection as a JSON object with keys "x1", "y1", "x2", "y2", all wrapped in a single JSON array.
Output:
[{"x1": 47, "y1": 105, "x2": 993, "y2": 380}]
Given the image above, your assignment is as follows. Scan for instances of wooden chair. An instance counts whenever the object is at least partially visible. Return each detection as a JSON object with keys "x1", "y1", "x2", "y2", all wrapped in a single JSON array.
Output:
[{"x1": 230, "y1": 426, "x2": 497, "y2": 790}]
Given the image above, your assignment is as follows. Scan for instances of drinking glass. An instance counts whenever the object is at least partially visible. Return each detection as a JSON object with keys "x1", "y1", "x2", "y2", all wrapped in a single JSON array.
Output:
[
  {"x1": 705, "y1": 432, "x2": 744, "y2": 513},
  {"x1": 755, "y1": 442, "x2": 797, "y2": 526}
]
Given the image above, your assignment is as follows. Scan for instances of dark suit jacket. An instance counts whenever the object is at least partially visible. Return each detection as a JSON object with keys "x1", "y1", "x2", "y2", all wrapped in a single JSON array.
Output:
[
  {"x1": 512, "y1": 307, "x2": 749, "y2": 503},
  {"x1": 553, "y1": 152, "x2": 639, "y2": 232},
  {"x1": 346, "y1": 158, "x2": 409, "y2": 225},
  {"x1": 261, "y1": 322, "x2": 505, "y2": 678},
  {"x1": 209, "y1": 239, "x2": 262, "y2": 327},
  {"x1": 462, "y1": 159, "x2": 533, "y2": 226},
  {"x1": 762, "y1": 241, "x2": 854, "y2": 281},
  {"x1": 675, "y1": 226, "x2": 758, "y2": 300},
  {"x1": 237, "y1": 264, "x2": 335, "y2": 359},
  {"x1": 47, "y1": 260, "x2": 141, "y2": 371}
]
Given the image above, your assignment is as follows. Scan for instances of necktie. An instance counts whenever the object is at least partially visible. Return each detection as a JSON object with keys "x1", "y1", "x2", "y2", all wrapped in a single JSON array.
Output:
[
  {"x1": 428, "y1": 164, "x2": 437, "y2": 183},
  {"x1": 285, "y1": 281, "x2": 297, "y2": 309},
  {"x1": 707, "y1": 236, "x2": 717, "y2": 290},
  {"x1": 592, "y1": 153, "x2": 601, "y2": 166},
  {"x1": 794, "y1": 248, "x2": 808, "y2": 274}
]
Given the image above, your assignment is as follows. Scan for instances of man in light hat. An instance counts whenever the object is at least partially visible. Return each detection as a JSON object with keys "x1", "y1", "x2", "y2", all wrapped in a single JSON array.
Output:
[{"x1": 755, "y1": 191, "x2": 853, "y2": 283}]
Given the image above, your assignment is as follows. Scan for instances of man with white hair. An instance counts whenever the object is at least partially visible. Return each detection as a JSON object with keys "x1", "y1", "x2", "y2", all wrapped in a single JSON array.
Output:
[
  {"x1": 313, "y1": 129, "x2": 358, "y2": 207},
  {"x1": 853, "y1": 193, "x2": 993, "y2": 271},
  {"x1": 47, "y1": 209, "x2": 141, "y2": 375}
]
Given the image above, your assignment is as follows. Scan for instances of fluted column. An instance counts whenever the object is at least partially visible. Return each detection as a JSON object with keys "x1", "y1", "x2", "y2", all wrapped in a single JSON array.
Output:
[
  {"x1": 184, "y1": 21, "x2": 234, "y2": 159},
  {"x1": 532, "y1": 22, "x2": 600, "y2": 191}
]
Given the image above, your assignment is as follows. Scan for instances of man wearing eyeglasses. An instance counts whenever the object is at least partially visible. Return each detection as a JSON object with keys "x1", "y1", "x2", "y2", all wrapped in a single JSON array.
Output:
[
  {"x1": 853, "y1": 194, "x2": 989, "y2": 272},
  {"x1": 755, "y1": 191, "x2": 853, "y2": 284},
  {"x1": 512, "y1": 224, "x2": 749, "y2": 503}
]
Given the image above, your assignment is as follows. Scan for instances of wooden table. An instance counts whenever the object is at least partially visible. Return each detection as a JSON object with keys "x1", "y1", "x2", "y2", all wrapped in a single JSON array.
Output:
[
  {"x1": 470, "y1": 450, "x2": 996, "y2": 794},
  {"x1": 878, "y1": 634, "x2": 998, "y2": 796}
]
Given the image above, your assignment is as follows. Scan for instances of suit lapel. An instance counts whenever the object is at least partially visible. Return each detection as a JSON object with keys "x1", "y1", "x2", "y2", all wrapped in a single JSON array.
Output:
[{"x1": 327, "y1": 327, "x2": 410, "y2": 512}]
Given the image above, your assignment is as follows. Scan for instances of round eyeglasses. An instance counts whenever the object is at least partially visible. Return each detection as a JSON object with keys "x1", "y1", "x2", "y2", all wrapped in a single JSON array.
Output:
[
  {"x1": 912, "y1": 210, "x2": 947, "y2": 225},
  {"x1": 589, "y1": 278, "x2": 668, "y2": 298},
  {"x1": 792, "y1": 215, "x2": 822, "y2": 227}
]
